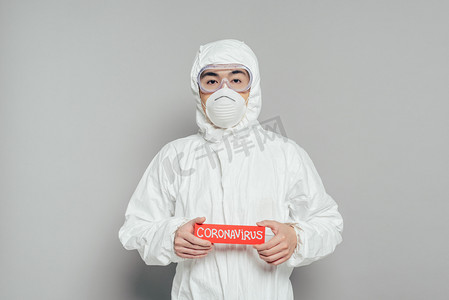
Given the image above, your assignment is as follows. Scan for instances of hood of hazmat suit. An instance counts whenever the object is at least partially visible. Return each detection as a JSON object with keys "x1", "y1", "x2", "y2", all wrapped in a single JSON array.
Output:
[
  {"x1": 119, "y1": 39, "x2": 343, "y2": 300},
  {"x1": 191, "y1": 39, "x2": 262, "y2": 143}
]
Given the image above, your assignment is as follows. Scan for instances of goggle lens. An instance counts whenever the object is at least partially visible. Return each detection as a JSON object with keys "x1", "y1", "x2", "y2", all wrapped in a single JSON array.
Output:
[{"x1": 198, "y1": 64, "x2": 252, "y2": 93}]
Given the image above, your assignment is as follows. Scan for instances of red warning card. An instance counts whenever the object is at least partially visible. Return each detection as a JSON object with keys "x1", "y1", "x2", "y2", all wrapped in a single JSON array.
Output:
[{"x1": 194, "y1": 224, "x2": 265, "y2": 245}]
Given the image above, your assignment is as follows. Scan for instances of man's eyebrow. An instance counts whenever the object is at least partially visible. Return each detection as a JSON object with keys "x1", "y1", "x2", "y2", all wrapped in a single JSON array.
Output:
[
  {"x1": 231, "y1": 70, "x2": 246, "y2": 75},
  {"x1": 200, "y1": 71, "x2": 219, "y2": 79}
]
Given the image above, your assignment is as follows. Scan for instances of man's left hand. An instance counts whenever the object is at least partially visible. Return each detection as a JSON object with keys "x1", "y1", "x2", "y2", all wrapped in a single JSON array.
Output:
[{"x1": 253, "y1": 220, "x2": 297, "y2": 266}]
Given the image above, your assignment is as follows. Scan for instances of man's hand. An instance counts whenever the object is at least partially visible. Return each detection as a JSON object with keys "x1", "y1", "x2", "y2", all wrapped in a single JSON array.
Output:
[
  {"x1": 174, "y1": 217, "x2": 213, "y2": 259},
  {"x1": 253, "y1": 220, "x2": 298, "y2": 266}
]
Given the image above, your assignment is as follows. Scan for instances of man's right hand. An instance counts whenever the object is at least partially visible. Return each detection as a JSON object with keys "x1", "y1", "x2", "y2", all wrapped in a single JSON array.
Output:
[{"x1": 174, "y1": 217, "x2": 213, "y2": 259}]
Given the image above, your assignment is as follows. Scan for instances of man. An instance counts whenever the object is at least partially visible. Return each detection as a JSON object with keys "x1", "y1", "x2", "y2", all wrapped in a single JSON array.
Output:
[{"x1": 119, "y1": 39, "x2": 343, "y2": 300}]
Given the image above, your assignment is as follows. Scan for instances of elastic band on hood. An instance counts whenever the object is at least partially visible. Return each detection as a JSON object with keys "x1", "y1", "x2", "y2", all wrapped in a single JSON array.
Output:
[{"x1": 190, "y1": 39, "x2": 262, "y2": 143}]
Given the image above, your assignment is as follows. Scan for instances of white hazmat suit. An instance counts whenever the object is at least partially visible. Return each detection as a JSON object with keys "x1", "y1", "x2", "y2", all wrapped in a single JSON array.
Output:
[{"x1": 119, "y1": 39, "x2": 343, "y2": 300}]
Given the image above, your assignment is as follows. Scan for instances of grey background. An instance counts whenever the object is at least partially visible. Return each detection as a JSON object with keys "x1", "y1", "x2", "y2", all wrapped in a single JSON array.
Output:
[{"x1": 1, "y1": 1, "x2": 448, "y2": 299}]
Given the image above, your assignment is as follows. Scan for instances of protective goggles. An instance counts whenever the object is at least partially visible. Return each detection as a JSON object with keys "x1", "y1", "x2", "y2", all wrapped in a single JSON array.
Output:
[{"x1": 197, "y1": 64, "x2": 252, "y2": 94}]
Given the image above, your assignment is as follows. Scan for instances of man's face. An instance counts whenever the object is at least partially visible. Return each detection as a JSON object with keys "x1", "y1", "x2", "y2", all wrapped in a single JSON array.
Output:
[{"x1": 198, "y1": 67, "x2": 251, "y2": 114}]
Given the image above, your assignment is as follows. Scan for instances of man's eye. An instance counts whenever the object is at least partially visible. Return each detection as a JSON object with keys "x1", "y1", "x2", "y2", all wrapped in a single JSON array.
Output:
[
  {"x1": 232, "y1": 79, "x2": 242, "y2": 83},
  {"x1": 207, "y1": 80, "x2": 218, "y2": 85}
]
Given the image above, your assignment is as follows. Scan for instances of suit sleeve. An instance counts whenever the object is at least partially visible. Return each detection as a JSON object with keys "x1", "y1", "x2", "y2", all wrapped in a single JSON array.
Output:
[
  {"x1": 118, "y1": 144, "x2": 189, "y2": 265},
  {"x1": 285, "y1": 143, "x2": 343, "y2": 267}
]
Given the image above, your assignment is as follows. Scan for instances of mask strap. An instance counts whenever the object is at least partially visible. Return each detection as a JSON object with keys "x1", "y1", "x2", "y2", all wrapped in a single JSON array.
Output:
[{"x1": 201, "y1": 100, "x2": 207, "y2": 112}]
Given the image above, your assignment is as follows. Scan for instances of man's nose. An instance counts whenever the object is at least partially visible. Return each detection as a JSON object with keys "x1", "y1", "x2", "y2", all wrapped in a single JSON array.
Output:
[{"x1": 221, "y1": 80, "x2": 230, "y2": 89}]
